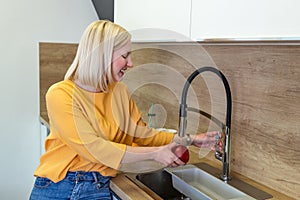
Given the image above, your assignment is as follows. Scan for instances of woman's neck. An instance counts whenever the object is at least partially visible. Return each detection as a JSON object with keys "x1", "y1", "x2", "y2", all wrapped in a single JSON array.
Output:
[{"x1": 73, "y1": 79, "x2": 102, "y2": 93}]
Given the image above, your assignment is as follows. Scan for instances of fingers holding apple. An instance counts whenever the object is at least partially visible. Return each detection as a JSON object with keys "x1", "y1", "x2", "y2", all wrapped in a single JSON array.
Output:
[{"x1": 172, "y1": 145, "x2": 189, "y2": 164}]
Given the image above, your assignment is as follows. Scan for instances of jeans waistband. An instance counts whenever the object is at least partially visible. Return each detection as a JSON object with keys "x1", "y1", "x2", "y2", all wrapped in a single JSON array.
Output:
[{"x1": 66, "y1": 171, "x2": 111, "y2": 184}]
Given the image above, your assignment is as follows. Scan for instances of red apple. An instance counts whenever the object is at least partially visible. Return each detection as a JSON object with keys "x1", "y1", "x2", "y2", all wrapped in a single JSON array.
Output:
[{"x1": 172, "y1": 145, "x2": 189, "y2": 163}]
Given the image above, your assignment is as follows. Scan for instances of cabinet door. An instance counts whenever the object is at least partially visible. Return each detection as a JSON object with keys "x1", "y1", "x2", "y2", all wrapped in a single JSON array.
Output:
[
  {"x1": 115, "y1": 0, "x2": 191, "y2": 41},
  {"x1": 191, "y1": 0, "x2": 300, "y2": 41}
]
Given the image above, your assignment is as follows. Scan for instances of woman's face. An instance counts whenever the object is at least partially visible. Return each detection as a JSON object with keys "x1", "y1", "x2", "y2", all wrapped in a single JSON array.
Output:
[{"x1": 111, "y1": 42, "x2": 133, "y2": 82}]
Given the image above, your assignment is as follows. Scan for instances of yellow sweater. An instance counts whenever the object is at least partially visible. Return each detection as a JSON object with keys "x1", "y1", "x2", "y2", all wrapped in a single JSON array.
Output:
[{"x1": 34, "y1": 80, "x2": 174, "y2": 183}]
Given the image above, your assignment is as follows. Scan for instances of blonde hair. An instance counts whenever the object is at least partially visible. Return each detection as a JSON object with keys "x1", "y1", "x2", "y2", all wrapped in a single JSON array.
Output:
[{"x1": 64, "y1": 20, "x2": 131, "y2": 92}]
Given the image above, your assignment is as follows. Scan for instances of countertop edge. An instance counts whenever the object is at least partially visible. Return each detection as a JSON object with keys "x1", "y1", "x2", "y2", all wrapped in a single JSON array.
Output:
[{"x1": 110, "y1": 174, "x2": 156, "y2": 200}]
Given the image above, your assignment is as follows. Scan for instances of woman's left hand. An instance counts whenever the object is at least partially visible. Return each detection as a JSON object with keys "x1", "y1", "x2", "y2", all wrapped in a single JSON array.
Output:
[{"x1": 191, "y1": 131, "x2": 220, "y2": 150}]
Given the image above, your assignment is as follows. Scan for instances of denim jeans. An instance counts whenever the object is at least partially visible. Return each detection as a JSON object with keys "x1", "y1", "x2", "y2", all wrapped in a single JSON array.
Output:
[{"x1": 29, "y1": 171, "x2": 112, "y2": 200}]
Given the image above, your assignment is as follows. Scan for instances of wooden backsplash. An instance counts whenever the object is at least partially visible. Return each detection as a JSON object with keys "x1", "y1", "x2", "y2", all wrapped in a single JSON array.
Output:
[{"x1": 40, "y1": 42, "x2": 300, "y2": 199}]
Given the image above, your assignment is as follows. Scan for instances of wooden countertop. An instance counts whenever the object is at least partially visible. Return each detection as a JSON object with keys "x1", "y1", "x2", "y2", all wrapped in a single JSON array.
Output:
[{"x1": 110, "y1": 150, "x2": 294, "y2": 200}]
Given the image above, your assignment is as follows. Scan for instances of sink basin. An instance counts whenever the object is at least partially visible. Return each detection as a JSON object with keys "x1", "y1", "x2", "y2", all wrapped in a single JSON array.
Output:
[
  {"x1": 132, "y1": 169, "x2": 187, "y2": 199},
  {"x1": 165, "y1": 165, "x2": 255, "y2": 200},
  {"x1": 126, "y1": 162, "x2": 272, "y2": 200}
]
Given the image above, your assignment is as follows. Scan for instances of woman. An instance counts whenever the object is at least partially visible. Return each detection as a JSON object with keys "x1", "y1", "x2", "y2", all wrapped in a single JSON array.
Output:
[{"x1": 30, "y1": 20, "x2": 218, "y2": 200}]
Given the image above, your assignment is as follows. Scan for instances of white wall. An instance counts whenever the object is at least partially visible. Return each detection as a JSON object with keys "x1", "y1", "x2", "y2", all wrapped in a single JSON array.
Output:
[{"x1": 0, "y1": 0, "x2": 97, "y2": 199}]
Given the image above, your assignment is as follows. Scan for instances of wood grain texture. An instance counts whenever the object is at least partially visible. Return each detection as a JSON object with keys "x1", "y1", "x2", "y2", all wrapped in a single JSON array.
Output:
[
  {"x1": 39, "y1": 42, "x2": 77, "y2": 122},
  {"x1": 110, "y1": 174, "x2": 157, "y2": 200},
  {"x1": 39, "y1": 42, "x2": 300, "y2": 199},
  {"x1": 202, "y1": 44, "x2": 300, "y2": 199}
]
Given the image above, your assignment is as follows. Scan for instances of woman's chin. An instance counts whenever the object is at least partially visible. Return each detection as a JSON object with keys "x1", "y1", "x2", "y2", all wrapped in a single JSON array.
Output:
[{"x1": 113, "y1": 76, "x2": 123, "y2": 82}]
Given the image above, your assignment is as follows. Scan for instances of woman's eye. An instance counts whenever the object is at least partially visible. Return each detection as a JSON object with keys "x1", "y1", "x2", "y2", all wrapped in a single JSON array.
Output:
[{"x1": 121, "y1": 52, "x2": 131, "y2": 59}]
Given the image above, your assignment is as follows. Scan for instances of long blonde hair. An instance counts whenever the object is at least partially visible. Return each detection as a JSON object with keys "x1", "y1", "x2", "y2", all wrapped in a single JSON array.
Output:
[{"x1": 64, "y1": 20, "x2": 131, "y2": 92}]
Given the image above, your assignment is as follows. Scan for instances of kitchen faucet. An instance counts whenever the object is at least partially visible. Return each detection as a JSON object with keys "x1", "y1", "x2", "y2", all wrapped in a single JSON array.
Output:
[{"x1": 178, "y1": 66, "x2": 232, "y2": 182}]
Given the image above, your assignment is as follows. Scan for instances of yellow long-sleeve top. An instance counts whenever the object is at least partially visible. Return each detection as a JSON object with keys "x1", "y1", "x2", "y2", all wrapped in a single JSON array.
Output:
[{"x1": 34, "y1": 80, "x2": 174, "y2": 183}]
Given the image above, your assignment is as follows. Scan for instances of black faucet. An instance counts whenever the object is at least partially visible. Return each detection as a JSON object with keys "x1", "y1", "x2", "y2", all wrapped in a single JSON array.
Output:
[{"x1": 178, "y1": 66, "x2": 232, "y2": 182}]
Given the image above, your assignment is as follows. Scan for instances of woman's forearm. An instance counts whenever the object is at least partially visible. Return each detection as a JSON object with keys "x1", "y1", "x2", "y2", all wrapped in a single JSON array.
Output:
[{"x1": 120, "y1": 145, "x2": 160, "y2": 164}]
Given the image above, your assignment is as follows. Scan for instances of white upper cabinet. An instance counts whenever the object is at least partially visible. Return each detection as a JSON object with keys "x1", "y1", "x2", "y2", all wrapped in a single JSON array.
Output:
[
  {"x1": 114, "y1": 0, "x2": 192, "y2": 42},
  {"x1": 115, "y1": 0, "x2": 300, "y2": 41},
  {"x1": 191, "y1": 0, "x2": 300, "y2": 41}
]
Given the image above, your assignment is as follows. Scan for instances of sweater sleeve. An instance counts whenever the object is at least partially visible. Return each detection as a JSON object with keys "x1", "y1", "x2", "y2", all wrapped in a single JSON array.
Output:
[{"x1": 46, "y1": 85, "x2": 126, "y2": 170}]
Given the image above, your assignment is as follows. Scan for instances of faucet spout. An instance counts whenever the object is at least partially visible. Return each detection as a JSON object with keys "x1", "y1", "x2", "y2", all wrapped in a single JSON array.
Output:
[{"x1": 178, "y1": 66, "x2": 232, "y2": 182}]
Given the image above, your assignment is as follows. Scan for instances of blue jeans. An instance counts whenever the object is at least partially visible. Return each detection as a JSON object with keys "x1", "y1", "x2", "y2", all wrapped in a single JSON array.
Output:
[{"x1": 29, "y1": 171, "x2": 112, "y2": 200}]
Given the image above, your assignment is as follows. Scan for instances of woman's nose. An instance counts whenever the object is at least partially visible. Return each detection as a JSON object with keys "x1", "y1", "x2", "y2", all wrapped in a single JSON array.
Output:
[{"x1": 126, "y1": 55, "x2": 133, "y2": 68}]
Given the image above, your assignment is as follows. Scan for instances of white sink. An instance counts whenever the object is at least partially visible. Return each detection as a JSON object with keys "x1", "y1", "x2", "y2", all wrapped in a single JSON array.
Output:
[{"x1": 165, "y1": 165, "x2": 256, "y2": 200}]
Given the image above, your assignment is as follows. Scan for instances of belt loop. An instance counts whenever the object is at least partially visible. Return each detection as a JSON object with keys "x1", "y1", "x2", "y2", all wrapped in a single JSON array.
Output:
[
  {"x1": 75, "y1": 172, "x2": 80, "y2": 183},
  {"x1": 92, "y1": 172, "x2": 98, "y2": 183},
  {"x1": 92, "y1": 172, "x2": 102, "y2": 189}
]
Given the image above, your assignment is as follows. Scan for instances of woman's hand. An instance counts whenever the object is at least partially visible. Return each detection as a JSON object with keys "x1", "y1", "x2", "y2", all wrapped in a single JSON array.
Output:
[
  {"x1": 191, "y1": 131, "x2": 220, "y2": 150},
  {"x1": 153, "y1": 143, "x2": 186, "y2": 167},
  {"x1": 122, "y1": 143, "x2": 186, "y2": 168}
]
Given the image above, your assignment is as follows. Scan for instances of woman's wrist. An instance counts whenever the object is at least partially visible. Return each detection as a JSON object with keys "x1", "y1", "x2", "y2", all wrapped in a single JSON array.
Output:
[
  {"x1": 173, "y1": 134, "x2": 194, "y2": 146},
  {"x1": 189, "y1": 134, "x2": 196, "y2": 145}
]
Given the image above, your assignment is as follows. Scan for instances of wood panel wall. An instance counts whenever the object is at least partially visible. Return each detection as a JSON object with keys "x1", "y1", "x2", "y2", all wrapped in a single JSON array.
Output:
[
  {"x1": 39, "y1": 43, "x2": 78, "y2": 122},
  {"x1": 39, "y1": 42, "x2": 300, "y2": 199}
]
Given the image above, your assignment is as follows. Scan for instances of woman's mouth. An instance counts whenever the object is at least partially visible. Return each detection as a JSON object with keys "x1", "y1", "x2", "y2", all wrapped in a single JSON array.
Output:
[{"x1": 119, "y1": 68, "x2": 127, "y2": 77}]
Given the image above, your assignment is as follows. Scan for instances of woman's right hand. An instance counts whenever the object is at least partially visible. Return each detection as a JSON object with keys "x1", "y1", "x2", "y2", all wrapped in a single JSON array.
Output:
[
  {"x1": 153, "y1": 143, "x2": 186, "y2": 167},
  {"x1": 121, "y1": 143, "x2": 186, "y2": 168}
]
